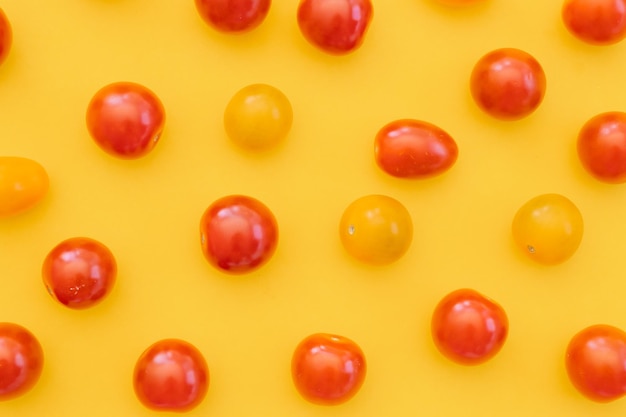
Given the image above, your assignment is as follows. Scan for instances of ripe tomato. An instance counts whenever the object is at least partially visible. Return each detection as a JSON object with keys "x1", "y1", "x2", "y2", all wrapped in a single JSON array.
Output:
[
  {"x1": 297, "y1": 0, "x2": 373, "y2": 55},
  {"x1": 0, "y1": 323, "x2": 44, "y2": 400},
  {"x1": 223, "y1": 84, "x2": 293, "y2": 151},
  {"x1": 562, "y1": 0, "x2": 626, "y2": 45},
  {"x1": 195, "y1": 0, "x2": 271, "y2": 33},
  {"x1": 133, "y1": 339, "x2": 209, "y2": 412},
  {"x1": 86, "y1": 82, "x2": 165, "y2": 159},
  {"x1": 200, "y1": 195, "x2": 278, "y2": 274},
  {"x1": 470, "y1": 48, "x2": 546, "y2": 120},
  {"x1": 512, "y1": 193, "x2": 584, "y2": 265},
  {"x1": 0, "y1": 9, "x2": 12, "y2": 66},
  {"x1": 0, "y1": 156, "x2": 49, "y2": 218},
  {"x1": 291, "y1": 333, "x2": 366, "y2": 405},
  {"x1": 339, "y1": 195, "x2": 413, "y2": 265},
  {"x1": 374, "y1": 119, "x2": 458, "y2": 179},
  {"x1": 41, "y1": 237, "x2": 117, "y2": 309},
  {"x1": 565, "y1": 324, "x2": 626, "y2": 402},
  {"x1": 577, "y1": 112, "x2": 626, "y2": 183}
]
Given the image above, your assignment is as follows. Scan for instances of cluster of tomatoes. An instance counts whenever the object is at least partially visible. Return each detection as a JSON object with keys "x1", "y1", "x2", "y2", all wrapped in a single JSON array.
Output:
[{"x1": 2, "y1": 0, "x2": 626, "y2": 412}]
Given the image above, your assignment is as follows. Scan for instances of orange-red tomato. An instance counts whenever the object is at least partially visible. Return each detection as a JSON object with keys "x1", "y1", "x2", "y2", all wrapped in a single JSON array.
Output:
[
  {"x1": 0, "y1": 323, "x2": 44, "y2": 401},
  {"x1": 0, "y1": 9, "x2": 12, "y2": 66},
  {"x1": 577, "y1": 112, "x2": 626, "y2": 183},
  {"x1": 194, "y1": 0, "x2": 271, "y2": 33},
  {"x1": 562, "y1": 0, "x2": 626, "y2": 45},
  {"x1": 0, "y1": 156, "x2": 49, "y2": 218}
]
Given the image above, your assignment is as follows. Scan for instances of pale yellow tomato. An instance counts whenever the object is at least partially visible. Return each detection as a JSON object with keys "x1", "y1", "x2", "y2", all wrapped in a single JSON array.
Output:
[{"x1": 0, "y1": 157, "x2": 49, "y2": 217}]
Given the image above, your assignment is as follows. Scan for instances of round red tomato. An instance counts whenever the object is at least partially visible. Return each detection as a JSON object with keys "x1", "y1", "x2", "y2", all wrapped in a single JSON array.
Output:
[
  {"x1": 470, "y1": 48, "x2": 546, "y2": 120},
  {"x1": 0, "y1": 9, "x2": 12, "y2": 66},
  {"x1": 0, "y1": 323, "x2": 44, "y2": 400},
  {"x1": 195, "y1": 0, "x2": 271, "y2": 33},
  {"x1": 297, "y1": 0, "x2": 373, "y2": 55},
  {"x1": 133, "y1": 339, "x2": 209, "y2": 412},
  {"x1": 577, "y1": 112, "x2": 626, "y2": 183},
  {"x1": 291, "y1": 333, "x2": 366, "y2": 405},
  {"x1": 562, "y1": 0, "x2": 626, "y2": 45},
  {"x1": 42, "y1": 237, "x2": 117, "y2": 309},
  {"x1": 431, "y1": 289, "x2": 508, "y2": 365},
  {"x1": 200, "y1": 195, "x2": 278, "y2": 274},
  {"x1": 566, "y1": 324, "x2": 626, "y2": 402},
  {"x1": 374, "y1": 119, "x2": 458, "y2": 179},
  {"x1": 86, "y1": 82, "x2": 165, "y2": 159}
]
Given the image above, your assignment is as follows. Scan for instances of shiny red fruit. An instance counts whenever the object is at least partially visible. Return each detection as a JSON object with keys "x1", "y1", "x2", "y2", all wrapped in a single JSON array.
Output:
[
  {"x1": 562, "y1": 0, "x2": 626, "y2": 45},
  {"x1": 0, "y1": 9, "x2": 12, "y2": 66},
  {"x1": 577, "y1": 111, "x2": 626, "y2": 183},
  {"x1": 0, "y1": 323, "x2": 44, "y2": 401},
  {"x1": 195, "y1": 0, "x2": 271, "y2": 33}
]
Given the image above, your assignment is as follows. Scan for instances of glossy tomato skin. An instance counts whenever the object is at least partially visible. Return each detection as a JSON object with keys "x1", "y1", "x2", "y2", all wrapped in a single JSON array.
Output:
[
  {"x1": 0, "y1": 9, "x2": 12, "y2": 66},
  {"x1": 42, "y1": 237, "x2": 117, "y2": 309},
  {"x1": 566, "y1": 325, "x2": 626, "y2": 402},
  {"x1": 200, "y1": 195, "x2": 278, "y2": 274},
  {"x1": 577, "y1": 112, "x2": 626, "y2": 183},
  {"x1": 86, "y1": 82, "x2": 165, "y2": 159},
  {"x1": 431, "y1": 289, "x2": 508, "y2": 365},
  {"x1": 0, "y1": 323, "x2": 44, "y2": 401},
  {"x1": 297, "y1": 0, "x2": 373, "y2": 55},
  {"x1": 562, "y1": 0, "x2": 626, "y2": 45},
  {"x1": 0, "y1": 157, "x2": 49, "y2": 218},
  {"x1": 374, "y1": 119, "x2": 458, "y2": 179},
  {"x1": 470, "y1": 48, "x2": 546, "y2": 120},
  {"x1": 133, "y1": 339, "x2": 209, "y2": 412},
  {"x1": 291, "y1": 333, "x2": 366, "y2": 405},
  {"x1": 195, "y1": 0, "x2": 271, "y2": 33}
]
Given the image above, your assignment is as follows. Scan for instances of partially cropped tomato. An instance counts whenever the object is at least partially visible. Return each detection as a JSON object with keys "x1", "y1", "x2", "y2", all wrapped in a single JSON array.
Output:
[
  {"x1": 374, "y1": 119, "x2": 458, "y2": 179},
  {"x1": 577, "y1": 112, "x2": 626, "y2": 183},
  {"x1": 566, "y1": 324, "x2": 626, "y2": 402},
  {"x1": 0, "y1": 9, "x2": 12, "y2": 66},
  {"x1": 86, "y1": 82, "x2": 165, "y2": 159},
  {"x1": 562, "y1": 0, "x2": 626, "y2": 45},
  {"x1": 291, "y1": 333, "x2": 366, "y2": 405},
  {"x1": 134, "y1": 339, "x2": 209, "y2": 412},
  {"x1": 42, "y1": 237, "x2": 117, "y2": 309},
  {"x1": 195, "y1": 0, "x2": 271, "y2": 33},
  {"x1": 431, "y1": 289, "x2": 508, "y2": 365},
  {"x1": 470, "y1": 48, "x2": 546, "y2": 120},
  {"x1": 200, "y1": 195, "x2": 278, "y2": 274},
  {"x1": 0, "y1": 323, "x2": 44, "y2": 401},
  {"x1": 297, "y1": 0, "x2": 373, "y2": 55},
  {"x1": 0, "y1": 156, "x2": 49, "y2": 218}
]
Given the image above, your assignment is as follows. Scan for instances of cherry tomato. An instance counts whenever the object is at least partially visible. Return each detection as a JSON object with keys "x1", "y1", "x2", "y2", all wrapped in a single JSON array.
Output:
[
  {"x1": 0, "y1": 9, "x2": 12, "y2": 66},
  {"x1": 577, "y1": 112, "x2": 626, "y2": 184},
  {"x1": 0, "y1": 157, "x2": 49, "y2": 218},
  {"x1": 565, "y1": 324, "x2": 626, "y2": 402},
  {"x1": 339, "y1": 195, "x2": 413, "y2": 265},
  {"x1": 0, "y1": 323, "x2": 44, "y2": 401},
  {"x1": 86, "y1": 82, "x2": 165, "y2": 159},
  {"x1": 200, "y1": 195, "x2": 278, "y2": 274},
  {"x1": 195, "y1": 0, "x2": 271, "y2": 33},
  {"x1": 512, "y1": 193, "x2": 583, "y2": 265},
  {"x1": 562, "y1": 0, "x2": 626, "y2": 45},
  {"x1": 41, "y1": 237, "x2": 117, "y2": 309},
  {"x1": 297, "y1": 0, "x2": 373, "y2": 55},
  {"x1": 431, "y1": 289, "x2": 508, "y2": 366},
  {"x1": 291, "y1": 333, "x2": 366, "y2": 405},
  {"x1": 470, "y1": 48, "x2": 546, "y2": 120},
  {"x1": 223, "y1": 84, "x2": 293, "y2": 151},
  {"x1": 374, "y1": 119, "x2": 458, "y2": 179},
  {"x1": 133, "y1": 339, "x2": 209, "y2": 412}
]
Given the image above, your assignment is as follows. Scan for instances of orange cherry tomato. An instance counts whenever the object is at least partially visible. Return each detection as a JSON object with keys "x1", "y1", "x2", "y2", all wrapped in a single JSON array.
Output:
[
  {"x1": 562, "y1": 0, "x2": 626, "y2": 45},
  {"x1": 0, "y1": 8, "x2": 12, "y2": 66},
  {"x1": 0, "y1": 156, "x2": 49, "y2": 218},
  {"x1": 0, "y1": 322, "x2": 44, "y2": 401}
]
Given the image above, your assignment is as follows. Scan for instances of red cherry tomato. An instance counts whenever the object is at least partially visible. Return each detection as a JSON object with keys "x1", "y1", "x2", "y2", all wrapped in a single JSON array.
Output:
[
  {"x1": 374, "y1": 119, "x2": 458, "y2": 179},
  {"x1": 291, "y1": 333, "x2": 367, "y2": 405},
  {"x1": 562, "y1": 0, "x2": 626, "y2": 45},
  {"x1": 133, "y1": 339, "x2": 209, "y2": 412},
  {"x1": 431, "y1": 289, "x2": 508, "y2": 365},
  {"x1": 86, "y1": 82, "x2": 165, "y2": 159},
  {"x1": 0, "y1": 323, "x2": 44, "y2": 401},
  {"x1": 297, "y1": 0, "x2": 373, "y2": 55},
  {"x1": 200, "y1": 195, "x2": 278, "y2": 274},
  {"x1": 470, "y1": 48, "x2": 546, "y2": 120},
  {"x1": 0, "y1": 9, "x2": 12, "y2": 66},
  {"x1": 577, "y1": 112, "x2": 626, "y2": 184},
  {"x1": 194, "y1": 0, "x2": 271, "y2": 33},
  {"x1": 42, "y1": 237, "x2": 117, "y2": 309},
  {"x1": 565, "y1": 324, "x2": 626, "y2": 402}
]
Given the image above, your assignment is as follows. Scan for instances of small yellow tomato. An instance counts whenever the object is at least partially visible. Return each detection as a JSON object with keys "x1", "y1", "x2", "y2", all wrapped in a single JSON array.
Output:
[
  {"x1": 339, "y1": 195, "x2": 413, "y2": 265},
  {"x1": 0, "y1": 156, "x2": 49, "y2": 217},
  {"x1": 511, "y1": 193, "x2": 583, "y2": 265}
]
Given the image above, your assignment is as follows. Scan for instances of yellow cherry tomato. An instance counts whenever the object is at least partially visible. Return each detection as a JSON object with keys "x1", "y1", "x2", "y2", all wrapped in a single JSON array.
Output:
[
  {"x1": 223, "y1": 84, "x2": 293, "y2": 151},
  {"x1": 339, "y1": 195, "x2": 413, "y2": 265},
  {"x1": 511, "y1": 193, "x2": 583, "y2": 265},
  {"x1": 0, "y1": 156, "x2": 49, "y2": 217}
]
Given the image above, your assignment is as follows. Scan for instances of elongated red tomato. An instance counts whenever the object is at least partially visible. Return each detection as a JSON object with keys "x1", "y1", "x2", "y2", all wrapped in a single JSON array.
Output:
[
  {"x1": 0, "y1": 156, "x2": 49, "y2": 218},
  {"x1": 577, "y1": 112, "x2": 626, "y2": 183},
  {"x1": 0, "y1": 323, "x2": 44, "y2": 400},
  {"x1": 562, "y1": 0, "x2": 626, "y2": 45},
  {"x1": 195, "y1": 0, "x2": 271, "y2": 33},
  {"x1": 0, "y1": 9, "x2": 11, "y2": 66}
]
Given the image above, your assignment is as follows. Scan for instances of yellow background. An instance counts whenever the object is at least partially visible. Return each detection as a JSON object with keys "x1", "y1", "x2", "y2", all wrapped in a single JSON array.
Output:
[{"x1": 1, "y1": 0, "x2": 626, "y2": 416}]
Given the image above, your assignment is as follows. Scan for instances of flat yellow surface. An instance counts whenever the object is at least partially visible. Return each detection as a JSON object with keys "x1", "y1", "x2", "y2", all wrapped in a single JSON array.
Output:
[{"x1": 1, "y1": 0, "x2": 626, "y2": 416}]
